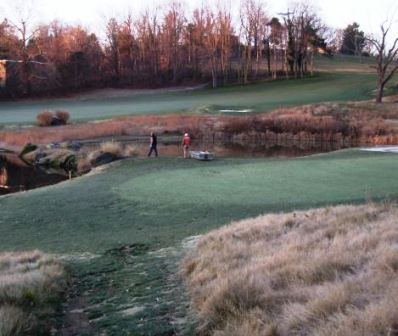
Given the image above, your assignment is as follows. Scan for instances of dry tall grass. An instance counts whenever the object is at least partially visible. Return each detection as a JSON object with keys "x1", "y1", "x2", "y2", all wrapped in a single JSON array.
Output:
[
  {"x1": 99, "y1": 141, "x2": 123, "y2": 157},
  {"x1": 182, "y1": 203, "x2": 398, "y2": 336},
  {"x1": 123, "y1": 144, "x2": 140, "y2": 157},
  {"x1": 2, "y1": 101, "x2": 398, "y2": 148},
  {"x1": 0, "y1": 250, "x2": 66, "y2": 335}
]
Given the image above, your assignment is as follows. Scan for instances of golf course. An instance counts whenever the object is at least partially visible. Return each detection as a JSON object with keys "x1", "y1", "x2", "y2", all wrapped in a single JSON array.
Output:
[
  {"x1": 1, "y1": 50, "x2": 398, "y2": 335},
  {"x1": 1, "y1": 149, "x2": 398, "y2": 334},
  {"x1": 2, "y1": 0, "x2": 398, "y2": 332},
  {"x1": 0, "y1": 71, "x2": 377, "y2": 126}
]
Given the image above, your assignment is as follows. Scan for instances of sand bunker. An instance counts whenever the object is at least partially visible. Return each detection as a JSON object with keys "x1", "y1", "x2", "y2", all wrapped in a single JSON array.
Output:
[{"x1": 361, "y1": 146, "x2": 398, "y2": 153}]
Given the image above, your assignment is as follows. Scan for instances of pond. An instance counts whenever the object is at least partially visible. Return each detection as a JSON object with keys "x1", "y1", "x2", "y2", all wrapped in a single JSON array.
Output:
[
  {"x1": 82, "y1": 136, "x2": 347, "y2": 158},
  {"x1": 0, "y1": 153, "x2": 67, "y2": 195},
  {"x1": 0, "y1": 140, "x2": 347, "y2": 195}
]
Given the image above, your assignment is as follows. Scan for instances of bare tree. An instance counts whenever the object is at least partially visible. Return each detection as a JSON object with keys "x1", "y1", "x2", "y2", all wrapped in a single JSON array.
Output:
[
  {"x1": 217, "y1": 5, "x2": 234, "y2": 85},
  {"x1": 105, "y1": 18, "x2": 121, "y2": 84},
  {"x1": 203, "y1": 8, "x2": 220, "y2": 88},
  {"x1": 161, "y1": 1, "x2": 186, "y2": 82},
  {"x1": 281, "y1": 3, "x2": 323, "y2": 79},
  {"x1": 268, "y1": 17, "x2": 283, "y2": 79},
  {"x1": 4, "y1": 0, "x2": 40, "y2": 94},
  {"x1": 367, "y1": 23, "x2": 398, "y2": 103}
]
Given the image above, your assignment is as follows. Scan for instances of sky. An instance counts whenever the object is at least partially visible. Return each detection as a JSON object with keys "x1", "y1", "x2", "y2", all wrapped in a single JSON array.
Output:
[{"x1": 1, "y1": 0, "x2": 397, "y2": 39}]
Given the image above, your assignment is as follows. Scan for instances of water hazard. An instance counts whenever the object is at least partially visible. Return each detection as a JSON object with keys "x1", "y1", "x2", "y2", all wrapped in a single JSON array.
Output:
[{"x1": 0, "y1": 152, "x2": 66, "y2": 195}]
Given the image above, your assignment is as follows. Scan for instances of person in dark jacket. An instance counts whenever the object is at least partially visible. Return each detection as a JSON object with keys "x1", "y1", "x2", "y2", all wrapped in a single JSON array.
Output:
[{"x1": 148, "y1": 132, "x2": 158, "y2": 157}]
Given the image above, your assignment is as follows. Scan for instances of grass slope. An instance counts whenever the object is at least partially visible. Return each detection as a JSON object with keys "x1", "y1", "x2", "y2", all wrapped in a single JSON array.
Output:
[
  {"x1": 182, "y1": 203, "x2": 398, "y2": 336},
  {"x1": 0, "y1": 150, "x2": 397, "y2": 334},
  {"x1": 0, "y1": 72, "x2": 376, "y2": 125},
  {"x1": 0, "y1": 150, "x2": 397, "y2": 253},
  {"x1": 315, "y1": 54, "x2": 376, "y2": 73}
]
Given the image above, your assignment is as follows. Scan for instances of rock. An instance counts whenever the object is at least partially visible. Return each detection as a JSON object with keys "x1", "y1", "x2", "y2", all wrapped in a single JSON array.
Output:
[{"x1": 68, "y1": 141, "x2": 82, "y2": 151}]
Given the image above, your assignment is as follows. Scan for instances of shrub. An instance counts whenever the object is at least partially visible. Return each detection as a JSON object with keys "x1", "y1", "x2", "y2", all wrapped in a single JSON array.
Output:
[
  {"x1": 55, "y1": 110, "x2": 70, "y2": 124},
  {"x1": 36, "y1": 111, "x2": 54, "y2": 127},
  {"x1": 36, "y1": 110, "x2": 70, "y2": 127}
]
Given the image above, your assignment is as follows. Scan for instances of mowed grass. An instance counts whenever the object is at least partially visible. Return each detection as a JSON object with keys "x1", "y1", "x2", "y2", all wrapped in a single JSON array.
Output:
[
  {"x1": 0, "y1": 149, "x2": 397, "y2": 334},
  {"x1": 0, "y1": 149, "x2": 397, "y2": 253},
  {"x1": 315, "y1": 54, "x2": 377, "y2": 73},
  {"x1": 0, "y1": 72, "x2": 377, "y2": 125}
]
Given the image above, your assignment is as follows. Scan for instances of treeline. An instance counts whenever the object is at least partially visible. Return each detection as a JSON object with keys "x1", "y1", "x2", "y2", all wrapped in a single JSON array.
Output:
[{"x1": 0, "y1": 0, "x2": 327, "y2": 98}]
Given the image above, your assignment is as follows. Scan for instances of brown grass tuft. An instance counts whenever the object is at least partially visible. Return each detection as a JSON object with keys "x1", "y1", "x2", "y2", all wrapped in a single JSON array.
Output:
[
  {"x1": 99, "y1": 141, "x2": 123, "y2": 158},
  {"x1": 182, "y1": 203, "x2": 398, "y2": 336},
  {"x1": 0, "y1": 250, "x2": 66, "y2": 335},
  {"x1": 77, "y1": 157, "x2": 92, "y2": 174},
  {"x1": 0, "y1": 305, "x2": 28, "y2": 336},
  {"x1": 123, "y1": 144, "x2": 140, "y2": 157}
]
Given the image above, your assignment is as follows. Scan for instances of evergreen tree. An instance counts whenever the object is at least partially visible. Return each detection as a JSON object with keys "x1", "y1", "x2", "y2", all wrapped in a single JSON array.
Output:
[{"x1": 340, "y1": 22, "x2": 365, "y2": 55}]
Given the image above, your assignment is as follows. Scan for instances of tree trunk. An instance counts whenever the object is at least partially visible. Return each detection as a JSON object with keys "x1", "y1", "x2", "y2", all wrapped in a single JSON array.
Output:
[
  {"x1": 310, "y1": 49, "x2": 314, "y2": 76},
  {"x1": 272, "y1": 46, "x2": 277, "y2": 79},
  {"x1": 266, "y1": 40, "x2": 271, "y2": 77},
  {"x1": 376, "y1": 81, "x2": 384, "y2": 103},
  {"x1": 211, "y1": 57, "x2": 217, "y2": 89}
]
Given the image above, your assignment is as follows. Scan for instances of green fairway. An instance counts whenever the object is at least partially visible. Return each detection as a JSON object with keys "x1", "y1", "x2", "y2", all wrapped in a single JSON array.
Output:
[
  {"x1": 0, "y1": 149, "x2": 397, "y2": 334},
  {"x1": 0, "y1": 72, "x2": 377, "y2": 125},
  {"x1": 315, "y1": 54, "x2": 376, "y2": 72}
]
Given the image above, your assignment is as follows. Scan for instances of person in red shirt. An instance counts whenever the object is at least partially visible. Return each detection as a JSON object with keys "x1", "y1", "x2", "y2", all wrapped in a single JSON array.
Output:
[{"x1": 182, "y1": 133, "x2": 191, "y2": 158}]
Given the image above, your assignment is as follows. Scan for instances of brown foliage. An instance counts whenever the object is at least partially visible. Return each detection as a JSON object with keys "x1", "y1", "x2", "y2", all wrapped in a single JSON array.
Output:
[
  {"x1": 2, "y1": 102, "x2": 398, "y2": 149},
  {"x1": 222, "y1": 102, "x2": 398, "y2": 142},
  {"x1": 36, "y1": 110, "x2": 70, "y2": 127},
  {"x1": 55, "y1": 110, "x2": 70, "y2": 123},
  {"x1": 0, "y1": 0, "x2": 321, "y2": 98},
  {"x1": 36, "y1": 110, "x2": 55, "y2": 126}
]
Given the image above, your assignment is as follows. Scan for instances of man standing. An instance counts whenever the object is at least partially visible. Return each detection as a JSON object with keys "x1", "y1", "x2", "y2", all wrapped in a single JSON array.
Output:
[
  {"x1": 148, "y1": 132, "x2": 158, "y2": 157},
  {"x1": 182, "y1": 133, "x2": 191, "y2": 158}
]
